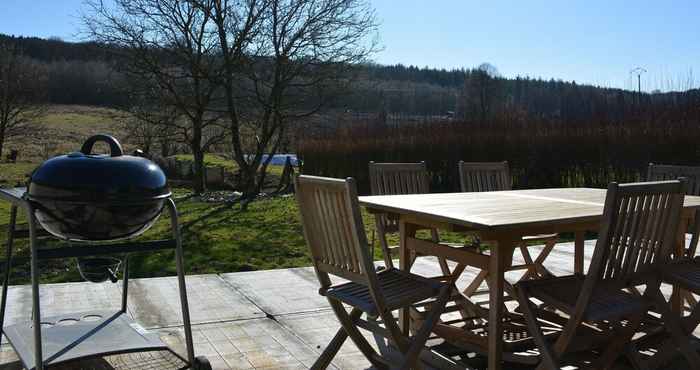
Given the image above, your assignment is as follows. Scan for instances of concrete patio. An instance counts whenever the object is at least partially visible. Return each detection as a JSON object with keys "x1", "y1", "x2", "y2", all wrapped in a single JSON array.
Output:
[{"x1": 0, "y1": 238, "x2": 693, "y2": 369}]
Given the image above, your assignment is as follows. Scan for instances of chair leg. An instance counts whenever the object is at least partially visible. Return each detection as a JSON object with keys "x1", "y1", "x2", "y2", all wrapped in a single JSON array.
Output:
[
  {"x1": 463, "y1": 270, "x2": 488, "y2": 297},
  {"x1": 375, "y1": 216, "x2": 394, "y2": 269},
  {"x1": 430, "y1": 229, "x2": 452, "y2": 276},
  {"x1": 683, "y1": 291, "x2": 697, "y2": 312},
  {"x1": 650, "y1": 288, "x2": 700, "y2": 368},
  {"x1": 398, "y1": 285, "x2": 452, "y2": 370},
  {"x1": 595, "y1": 312, "x2": 645, "y2": 370},
  {"x1": 642, "y1": 299, "x2": 700, "y2": 370},
  {"x1": 519, "y1": 244, "x2": 538, "y2": 281},
  {"x1": 625, "y1": 342, "x2": 652, "y2": 370},
  {"x1": 327, "y1": 299, "x2": 388, "y2": 370},
  {"x1": 520, "y1": 239, "x2": 556, "y2": 281},
  {"x1": 683, "y1": 297, "x2": 700, "y2": 331},
  {"x1": 311, "y1": 307, "x2": 360, "y2": 370},
  {"x1": 514, "y1": 286, "x2": 560, "y2": 370},
  {"x1": 533, "y1": 239, "x2": 556, "y2": 278}
]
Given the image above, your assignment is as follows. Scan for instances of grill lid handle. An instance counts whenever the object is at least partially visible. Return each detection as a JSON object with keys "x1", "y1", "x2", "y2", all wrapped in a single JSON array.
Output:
[{"x1": 81, "y1": 134, "x2": 124, "y2": 157}]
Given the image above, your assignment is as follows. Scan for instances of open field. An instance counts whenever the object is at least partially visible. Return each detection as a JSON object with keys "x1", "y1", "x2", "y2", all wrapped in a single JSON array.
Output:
[
  {"x1": 5, "y1": 105, "x2": 128, "y2": 163},
  {"x1": 1, "y1": 105, "x2": 454, "y2": 283}
]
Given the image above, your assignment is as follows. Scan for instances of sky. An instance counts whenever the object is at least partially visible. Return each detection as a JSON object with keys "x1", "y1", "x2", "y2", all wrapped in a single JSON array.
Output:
[{"x1": 1, "y1": 0, "x2": 698, "y2": 91}]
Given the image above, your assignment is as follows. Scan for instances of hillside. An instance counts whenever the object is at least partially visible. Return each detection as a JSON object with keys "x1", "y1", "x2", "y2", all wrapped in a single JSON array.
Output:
[{"x1": 4, "y1": 33, "x2": 697, "y2": 120}]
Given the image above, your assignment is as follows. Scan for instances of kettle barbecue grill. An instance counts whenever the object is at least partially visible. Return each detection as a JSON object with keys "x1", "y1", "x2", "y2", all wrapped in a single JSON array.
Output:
[{"x1": 0, "y1": 135, "x2": 211, "y2": 370}]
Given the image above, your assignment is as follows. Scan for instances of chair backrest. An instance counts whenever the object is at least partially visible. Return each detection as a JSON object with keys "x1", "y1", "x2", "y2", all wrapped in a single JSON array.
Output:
[
  {"x1": 648, "y1": 163, "x2": 700, "y2": 196},
  {"x1": 689, "y1": 210, "x2": 700, "y2": 258},
  {"x1": 458, "y1": 161, "x2": 512, "y2": 192},
  {"x1": 294, "y1": 175, "x2": 375, "y2": 287},
  {"x1": 587, "y1": 180, "x2": 686, "y2": 288},
  {"x1": 368, "y1": 162, "x2": 430, "y2": 196}
]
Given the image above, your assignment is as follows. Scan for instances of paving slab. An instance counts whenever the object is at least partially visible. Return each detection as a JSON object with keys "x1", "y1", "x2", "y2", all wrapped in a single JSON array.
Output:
[
  {"x1": 220, "y1": 268, "x2": 344, "y2": 316},
  {"x1": 126, "y1": 274, "x2": 265, "y2": 328},
  {"x1": 159, "y1": 318, "x2": 322, "y2": 370},
  {"x1": 276, "y1": 311, "x2": 376, "y2": 370}
]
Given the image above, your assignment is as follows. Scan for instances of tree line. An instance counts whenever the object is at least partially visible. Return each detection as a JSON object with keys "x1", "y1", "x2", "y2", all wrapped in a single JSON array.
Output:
[{"x1": 4, "y1": 32, "x2": 693, "y2": 120}]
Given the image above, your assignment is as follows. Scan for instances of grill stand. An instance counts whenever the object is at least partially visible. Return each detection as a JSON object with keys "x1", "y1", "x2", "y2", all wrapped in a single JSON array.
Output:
[{"x1": 0, "y1": 188, "x2": 207, "y2": 370}]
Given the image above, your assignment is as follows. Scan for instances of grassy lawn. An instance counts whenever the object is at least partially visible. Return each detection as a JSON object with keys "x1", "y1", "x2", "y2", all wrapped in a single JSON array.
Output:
[
  {"x1": 0, "y1": 105, "x2": 474, "y2": 285},
  {"x1": 0, "y1": 162, "x2": 37, "y2": 187},
  {"x1": 171, "y1": 153, "x2": 286, "y2": 177},
  {"x1": 0, "y1": 188, "x2": 469, "y2": 284},
  {"x1": 5, "y1": 105, "x2": 127, "y2": 163},
  {"x1": 0, "y1": 104, "x2": 316, "y2": 284}
]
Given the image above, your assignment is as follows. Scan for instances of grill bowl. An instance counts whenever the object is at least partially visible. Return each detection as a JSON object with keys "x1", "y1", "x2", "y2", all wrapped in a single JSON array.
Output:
[{"x1": 27, "y1": 134, "x2": 171, "y2": 241}]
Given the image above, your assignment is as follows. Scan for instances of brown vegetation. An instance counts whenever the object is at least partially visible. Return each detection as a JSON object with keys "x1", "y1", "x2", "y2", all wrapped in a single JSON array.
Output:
[{"x1": 297, "y1": 102, "x2": 700, "y2": 194}]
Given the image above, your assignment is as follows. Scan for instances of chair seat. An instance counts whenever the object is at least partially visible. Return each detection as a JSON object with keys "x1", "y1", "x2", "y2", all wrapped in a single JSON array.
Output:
[
  {"x1": 517, "y1": 274, "x2": 650, "y2": 322},
  {"x1": 661, "y1": 258, "x2": 700, "y2": 293},
  {"x1": 323, "y1": 268, "x2": 445, "y2": 316}
]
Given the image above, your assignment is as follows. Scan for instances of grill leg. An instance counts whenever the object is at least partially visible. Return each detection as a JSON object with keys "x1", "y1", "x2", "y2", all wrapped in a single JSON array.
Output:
[
  {"x1": 168, "y1": 199, "x2": 195, "y2": 366},
  {"x1": 28, "y1": 205, "x2": 44, "y2": 370},
  {"x1": 121, "y1": 254, "x2": 130, "y2": 313},
  {"x1": 0, "y1": 206, "x2": 17, "y2": 341}
]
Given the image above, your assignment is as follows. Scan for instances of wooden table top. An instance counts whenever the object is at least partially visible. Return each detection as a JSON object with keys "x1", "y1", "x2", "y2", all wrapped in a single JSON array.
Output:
[{"x1": 359, "y1": 187, "x2": 700, "y2": 231}]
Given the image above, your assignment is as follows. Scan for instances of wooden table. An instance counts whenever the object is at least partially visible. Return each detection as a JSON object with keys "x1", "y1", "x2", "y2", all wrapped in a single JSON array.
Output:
[{"x1": 359, "y1": 187, "x2": 700, "y2": 370}]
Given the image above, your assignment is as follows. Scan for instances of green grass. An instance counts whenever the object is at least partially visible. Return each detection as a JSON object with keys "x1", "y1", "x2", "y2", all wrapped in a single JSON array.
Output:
[
  {"x1": 41, "y1": 112, "x2": 117, "y2": 127},
  {"x1": 0, "y1": 185, "x2": 471, "y2": 284},
  {"x1": 0, "y1": 162, "x2": 37, "y2": 187},
  {"x1": 0, "y1": 104, "x2": 415, "y2": 284},
  {"x1": 171, "y1": 154, "x2": 286, "y2": 177},
  {"x1": 172, "y1": 154, "x2": 238, "y2": 172}
]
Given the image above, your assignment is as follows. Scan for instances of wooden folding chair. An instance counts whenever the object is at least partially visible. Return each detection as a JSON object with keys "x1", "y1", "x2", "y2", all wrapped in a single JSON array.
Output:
[
  {"x1": 515, "y1": 180, "x2": 690, "y2": 370},
  {"x1": 648, "y1": 163, "x2": 700, "y2": 197},
  {"x1": 648, "y1": 163, "x2": 700, "y2": 310},
  {"x1": 638, "y1": 209, "x2": 700, "y2": 369},
  {"x1": 294, "y1": 175, "x2": 453, "y2": 370},
  {"x1": 457, "y1": 161, "x2": 559, "y2": 299},
  {"x1": 369, "y1": 162, "x2": 451, "y2": 273}
]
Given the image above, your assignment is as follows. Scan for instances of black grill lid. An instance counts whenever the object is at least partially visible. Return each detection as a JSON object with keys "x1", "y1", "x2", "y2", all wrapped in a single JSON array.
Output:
[{"x1": 28, "y1": 134, "x2": 171, "y2": 202}]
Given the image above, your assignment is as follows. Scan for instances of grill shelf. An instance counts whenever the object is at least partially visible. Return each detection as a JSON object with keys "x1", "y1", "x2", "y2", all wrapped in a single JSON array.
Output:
[
  {"x1": 0, "y1": 188, "x2": 208, "y2": 370},
  {"x1": 4, "y1": 310, "x2": 181, "y2": 370}
]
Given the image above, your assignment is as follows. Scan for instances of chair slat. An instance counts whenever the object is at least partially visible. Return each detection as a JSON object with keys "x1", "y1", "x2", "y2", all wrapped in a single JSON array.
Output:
[
  {"x1": 458, "y1": 161, "x2": 512, "y2": 192},
  {"x1": 296, "y1": 176, "x2": 370, "y2": 282},
  {"x1": 368, "y1": 162, "x2": 433, "y2": 269},
  {"x1": 599, "y1": 181, "x2": 685, "y2": 284},
  {"x1": 648, "y1": 163, "x2": 700, "y2": 196}
]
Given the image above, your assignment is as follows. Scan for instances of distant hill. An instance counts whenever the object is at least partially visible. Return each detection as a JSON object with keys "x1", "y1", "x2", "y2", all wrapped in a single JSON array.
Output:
[
  {"x1": 0, "y1": 34, "x2": 113, "y2": 62},
  {"x1": 1, "y1": 33, "x2": 697, "y2": 119}
]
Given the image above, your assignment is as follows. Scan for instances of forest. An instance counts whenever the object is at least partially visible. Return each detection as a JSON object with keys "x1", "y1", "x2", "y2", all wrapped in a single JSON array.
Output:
[{"x1": 4, "y1": 33, "x2": 694, "y2": 120}]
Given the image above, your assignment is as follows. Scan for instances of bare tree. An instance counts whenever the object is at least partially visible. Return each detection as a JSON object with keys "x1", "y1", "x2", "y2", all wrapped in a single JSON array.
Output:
[
  {"x1": 461, "y1": 63, "x2": 501, "y2": 122},
  {"x1": 123, "y1": 99, "x2": 180, "y2": 158},
  {"x1": 83, "y1": 0, "x2": 224, "y2": 193},
  {"x1": 0, "y1": 42, "x2": 47, "y2": 158},
  {"x1": 210, "y1": 0, "x2": 379, "y2": 205}
]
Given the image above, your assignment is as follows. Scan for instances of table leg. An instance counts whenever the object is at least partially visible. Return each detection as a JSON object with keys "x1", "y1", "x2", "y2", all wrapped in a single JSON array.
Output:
[
  {"x1": 488, "y1": 238, "x2": 514, "y2": 370},
  {"x1": 399, "y1": 220, "x2": 418, "y2": 335},
  {"x1": 574, "y1": 231, "x2": 584, "y2": 274},
  {"x1": 671, "y1": 224, "x2": 688, "y2": 313}
]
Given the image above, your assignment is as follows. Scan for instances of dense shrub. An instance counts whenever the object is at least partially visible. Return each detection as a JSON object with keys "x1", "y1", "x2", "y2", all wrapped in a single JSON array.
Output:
[{"x1": 297, "y1": 104, "x2": 700, "y2": 195}]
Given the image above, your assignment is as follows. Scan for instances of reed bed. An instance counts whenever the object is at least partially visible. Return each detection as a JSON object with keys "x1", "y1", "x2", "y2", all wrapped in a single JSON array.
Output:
[{"x1": 298, "y1": 107, "x2": 700, "y2": 194}]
